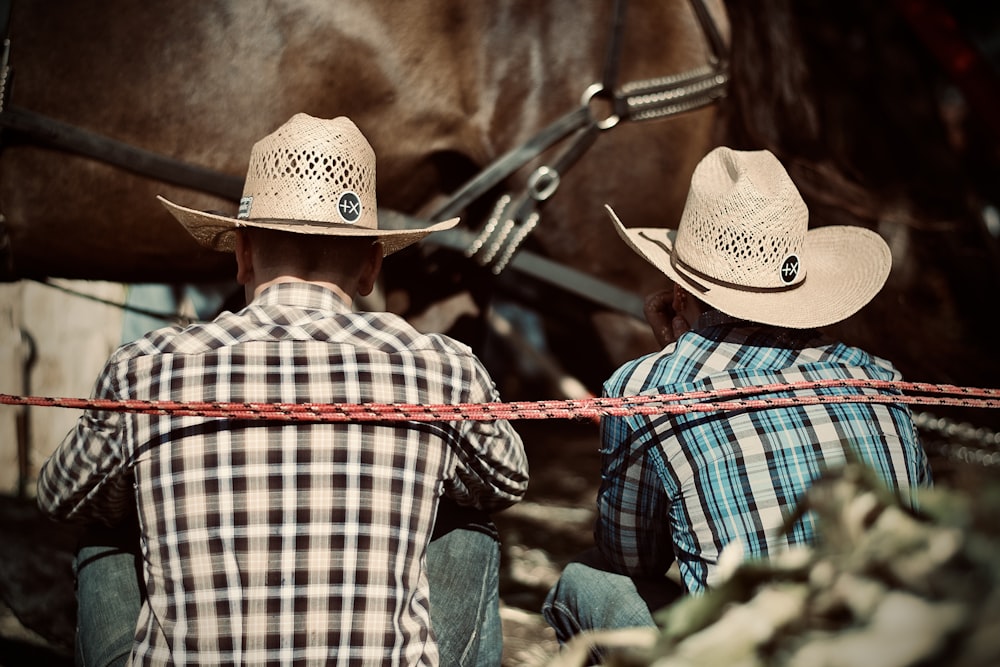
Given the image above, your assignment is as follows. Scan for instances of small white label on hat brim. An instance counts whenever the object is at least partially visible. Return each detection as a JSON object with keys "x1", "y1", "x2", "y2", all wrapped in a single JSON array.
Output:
[
  {"x1": 238, "y1": 196, "x2": 253, "y2": 219},
  {"x1": 780, "y1": 254, "x2": 801, "y2": 284},
  {"x1": 337, "y1": 191, "x2": 362, "y2": 224}
]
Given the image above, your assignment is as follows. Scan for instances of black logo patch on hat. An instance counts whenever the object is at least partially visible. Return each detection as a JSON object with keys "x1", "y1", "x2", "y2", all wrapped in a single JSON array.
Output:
[
  {"x1": 780, "y1": 254, "x2": 800, "y2": 284},
  {"x1": 337, "y1": 191, "x2": 362, "y2": 224}
]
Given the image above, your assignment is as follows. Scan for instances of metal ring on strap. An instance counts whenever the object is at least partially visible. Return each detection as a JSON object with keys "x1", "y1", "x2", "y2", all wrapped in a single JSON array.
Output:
[
  {"x1": 581, "y1": 83, "x2": 620, "y2": 130},
  {"x1": 527, "y1": 166, "x2": 561, "y2": 201}
]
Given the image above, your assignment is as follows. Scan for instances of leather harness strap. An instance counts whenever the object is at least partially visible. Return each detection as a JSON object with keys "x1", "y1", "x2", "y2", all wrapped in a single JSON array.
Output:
[{"x1": 0, "y1": 106, "x2": 245, "y2": 199}]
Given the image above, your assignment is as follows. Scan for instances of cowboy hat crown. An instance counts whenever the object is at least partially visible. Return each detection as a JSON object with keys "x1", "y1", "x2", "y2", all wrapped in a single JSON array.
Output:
[
  {"x1": 607, "y1": 146, "x2": 891, "y2": 329},
  {"x1": 158, "y1": 113, "x2": 458, "y2": 255}
]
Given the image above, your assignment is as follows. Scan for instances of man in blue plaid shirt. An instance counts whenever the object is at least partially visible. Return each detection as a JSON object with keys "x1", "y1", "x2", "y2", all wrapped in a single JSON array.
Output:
[
  {"x1": 543, "y1": 147, "x2": 931, "y2": 650},
  {"x1": 37, "y1": 114, "x2": 529, "y2": 666}
]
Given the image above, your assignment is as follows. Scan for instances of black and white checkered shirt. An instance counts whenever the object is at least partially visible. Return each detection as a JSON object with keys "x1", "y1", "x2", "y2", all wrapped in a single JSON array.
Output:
[{"x1": 38, "y1": 282, "x2": 528, "y2": 666}]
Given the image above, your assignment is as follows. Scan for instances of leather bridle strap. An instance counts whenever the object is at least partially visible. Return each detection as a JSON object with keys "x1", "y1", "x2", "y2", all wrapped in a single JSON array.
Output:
[
  {"x1": 431, "y1": 0, "x2": 727, "y2": 224},
  {"x1": 431, "y1": 0, "x2": 630, "y2": 223},
  {"x1": 452, "y1": 0, "x2": 632, "y2": 272},
  {"x1": 603, "y1": 0, "x2": 629, "y2": 118},
  {"x1": 429, "y1": 105, "x2": 592, "y2": 221}
]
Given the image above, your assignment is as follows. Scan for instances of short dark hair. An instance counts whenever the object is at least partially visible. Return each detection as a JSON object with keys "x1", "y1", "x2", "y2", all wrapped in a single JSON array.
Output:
[{"x1": 247, "y1": 228, "x2": 377, "y2": 275}]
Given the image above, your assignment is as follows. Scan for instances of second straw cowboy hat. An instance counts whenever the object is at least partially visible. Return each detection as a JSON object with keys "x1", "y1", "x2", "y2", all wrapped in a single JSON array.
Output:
[
  {"x1": 157, "y1": 113, "x2": 459, "y2": 255},
  {"x1": 607, "y1": 146, "x2": 891, "y2": 329}
]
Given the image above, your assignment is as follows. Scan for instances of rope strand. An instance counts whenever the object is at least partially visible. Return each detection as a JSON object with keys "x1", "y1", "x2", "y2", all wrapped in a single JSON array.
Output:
[{"x1": 1, "y1": 379, "x2": 997, "y2": 422}]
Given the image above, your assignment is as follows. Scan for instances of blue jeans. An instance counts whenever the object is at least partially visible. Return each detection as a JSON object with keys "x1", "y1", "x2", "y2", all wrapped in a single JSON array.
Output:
[
  {"x1": 427, "y1": 500, "x2": 503, "y2": 666},
  {"x1": 74, "y1": 500, "x2": 504, "y2": 667},
  {"x1": 542, "y1": 548, "x2": 683, "y2": 652},
  {"x1": 73, "y1": 520, "x2": 144, "y2": 667}
]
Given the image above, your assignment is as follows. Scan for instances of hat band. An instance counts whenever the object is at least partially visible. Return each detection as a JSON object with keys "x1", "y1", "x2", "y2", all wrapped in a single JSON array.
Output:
[
  {"x1": 637, "y1": 231, "x2": 807, "y2": 295},
  {"x1": 241, "y1": 217, "x2": 376, "y2": 232},
  {"x1": 671, "y1": 253, "x2": 807, "y2": 295}
]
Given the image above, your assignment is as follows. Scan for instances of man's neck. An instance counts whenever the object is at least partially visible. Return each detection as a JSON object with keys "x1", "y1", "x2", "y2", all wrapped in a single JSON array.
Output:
[{"x1": 251, "y1": 276, "x2": 354, "y2": 306}]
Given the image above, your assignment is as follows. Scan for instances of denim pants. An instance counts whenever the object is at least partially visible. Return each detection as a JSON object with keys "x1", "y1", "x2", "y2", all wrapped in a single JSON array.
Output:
[
  {"x1": 73, "y1": 518, "x2": 144, "y2": 667},
  {"x1": 542, "y1": 548, "x2": 683, "y2": 649},
  {"x1": 74, "y1": 499, "x2": 503, "y2": 667}
]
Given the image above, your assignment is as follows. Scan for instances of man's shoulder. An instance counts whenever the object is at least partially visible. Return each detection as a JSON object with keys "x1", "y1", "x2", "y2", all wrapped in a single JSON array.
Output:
[
  {"x1": 354, "y1": 311, "x2": 478, "y2": 358},
  {"x1": 605, "y1": 347, "x2": 679, "y2": 397},
  {"x1": 605, "y1": 328, "x2": 743, "y2": 393},
  {"x1": 604, "y1": 328, "x2": 898, "y2": 398}
]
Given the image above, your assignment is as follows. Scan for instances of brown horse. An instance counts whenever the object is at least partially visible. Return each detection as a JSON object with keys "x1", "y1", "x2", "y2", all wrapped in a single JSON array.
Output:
[{"x1": 0, "y1": 0, "x2": 730, "y2": 388}]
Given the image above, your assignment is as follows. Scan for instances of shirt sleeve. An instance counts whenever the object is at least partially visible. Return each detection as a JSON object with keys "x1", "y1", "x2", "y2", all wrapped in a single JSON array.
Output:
[
  {"x1": 442, "y1": 358, "x2": 529, "y2": 513},
  {"x1": 36, "y1": 360, "x2": 134, "y2": 526},
  {"x1": 593, "y1": 413, "x2": 675, "y2": 578}
]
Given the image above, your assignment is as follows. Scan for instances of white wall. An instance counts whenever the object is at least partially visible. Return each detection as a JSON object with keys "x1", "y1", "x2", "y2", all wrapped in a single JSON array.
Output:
[{"x1": 0, "y1": 280, "x2": 124, "y2": 496}]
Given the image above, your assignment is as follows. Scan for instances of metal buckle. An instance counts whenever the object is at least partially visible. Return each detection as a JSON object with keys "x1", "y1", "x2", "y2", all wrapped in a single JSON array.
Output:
[
  {"x1": 527, "y1": 166, "x2": 560, "y2": 202},
  {"x1": 581, "y1": 83, "x2": 620, "y2": 131}
]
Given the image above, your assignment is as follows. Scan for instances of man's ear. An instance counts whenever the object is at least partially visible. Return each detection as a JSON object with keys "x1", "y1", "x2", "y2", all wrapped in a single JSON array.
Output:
[
  {"x1": 357, "y1": 242, "x2": 383, "y2": 296},
  {"x1": 235, "y1": 230, "x2": 254, "y2": 286}
]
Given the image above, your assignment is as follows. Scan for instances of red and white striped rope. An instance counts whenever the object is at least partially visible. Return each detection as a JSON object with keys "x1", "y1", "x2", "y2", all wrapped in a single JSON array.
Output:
[{"x1": 1, "y1": 379, "x2": 998, "y2": 422}]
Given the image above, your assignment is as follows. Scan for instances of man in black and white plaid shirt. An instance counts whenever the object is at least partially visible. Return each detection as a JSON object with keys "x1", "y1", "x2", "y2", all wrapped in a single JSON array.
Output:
[{"x1": 37, "y1": 114, "x2": 529, "y2": 666}]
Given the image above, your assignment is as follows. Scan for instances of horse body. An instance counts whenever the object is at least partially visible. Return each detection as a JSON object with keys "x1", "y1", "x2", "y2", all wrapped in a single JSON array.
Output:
[{"x1": 1, "y1": 1, "x2": 727, "y2": 299}]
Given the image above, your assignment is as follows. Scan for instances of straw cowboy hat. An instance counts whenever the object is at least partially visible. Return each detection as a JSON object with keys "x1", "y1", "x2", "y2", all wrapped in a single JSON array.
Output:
[
  {"x1": 607, "y1": 146, "x2": 891, "y2": 329},
  {"x1": 158, "y1": 113, "x2": 459, "y2": 256}
]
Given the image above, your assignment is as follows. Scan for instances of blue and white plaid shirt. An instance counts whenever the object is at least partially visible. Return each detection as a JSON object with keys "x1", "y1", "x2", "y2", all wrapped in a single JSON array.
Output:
[
  {"x1": 596, "y1": 312, "x2": 931, "y2": 593},
  {"x1": 37, "y1": 282, "x2": 528, "y2": 666}
]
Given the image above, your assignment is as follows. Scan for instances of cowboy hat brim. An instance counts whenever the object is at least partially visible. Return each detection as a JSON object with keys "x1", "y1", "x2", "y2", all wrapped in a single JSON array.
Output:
[
  {"x1": 157, "y1": 195, "x2": 460, "y2": 256},
  {"x1": 606, "y1": 205, "x2": 890, "y2": 329}
]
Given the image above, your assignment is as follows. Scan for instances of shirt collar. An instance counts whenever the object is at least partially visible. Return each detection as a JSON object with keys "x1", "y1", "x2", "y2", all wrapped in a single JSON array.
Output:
[{"x1": 252, "y1": 282, "x2": 353, "y2": 314}]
